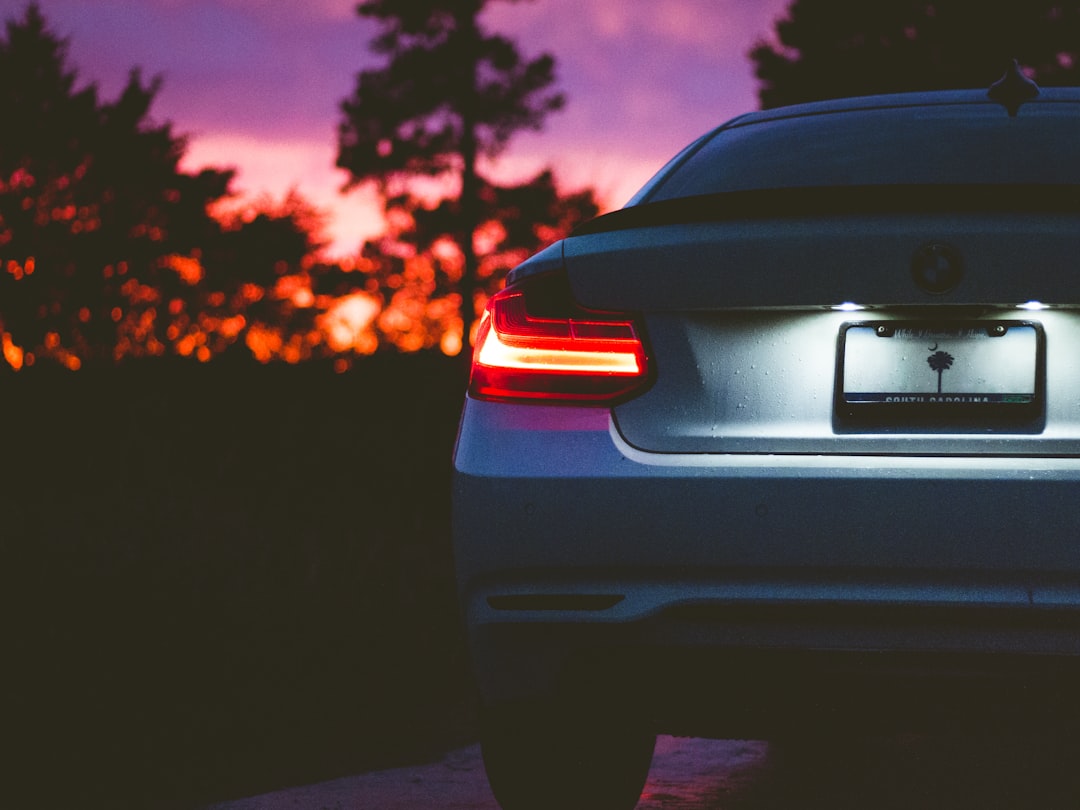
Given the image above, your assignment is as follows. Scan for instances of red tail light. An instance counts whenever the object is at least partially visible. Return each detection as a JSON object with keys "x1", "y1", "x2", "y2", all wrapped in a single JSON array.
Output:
[{"x1": 469, "y1": 273, "x2": 650, "y2": 404}]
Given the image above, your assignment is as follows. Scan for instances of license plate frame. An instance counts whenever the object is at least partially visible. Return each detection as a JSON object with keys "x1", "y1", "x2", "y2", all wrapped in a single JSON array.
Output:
[{"x1": 835, "y1": 320, "x2": 1045, "y2": 428}]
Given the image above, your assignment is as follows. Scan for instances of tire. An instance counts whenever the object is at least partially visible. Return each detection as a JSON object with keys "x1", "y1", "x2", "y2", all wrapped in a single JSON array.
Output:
[{"x1": 479, "y1": 698, "x2": 655, "y2": 810}]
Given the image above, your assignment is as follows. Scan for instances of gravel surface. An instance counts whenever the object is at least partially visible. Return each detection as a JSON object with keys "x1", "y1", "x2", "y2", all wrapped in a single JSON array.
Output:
[
  {"x1": 202, "y1": 737, "x2": 767, "y2": 810},
  {"x1": 202, "y1": 733, "x2": 1080, "y2": 810}
]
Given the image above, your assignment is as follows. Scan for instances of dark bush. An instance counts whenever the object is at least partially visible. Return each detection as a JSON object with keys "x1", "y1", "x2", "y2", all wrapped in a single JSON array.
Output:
[{"x1": 1, "y1": 353, "x2": 473, "y2": 808}]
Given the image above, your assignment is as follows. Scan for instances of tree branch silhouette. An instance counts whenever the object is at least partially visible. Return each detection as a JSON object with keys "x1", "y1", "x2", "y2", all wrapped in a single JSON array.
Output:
[{"x1": 337, "y1": 0, "x2": 579, "y2": 354}]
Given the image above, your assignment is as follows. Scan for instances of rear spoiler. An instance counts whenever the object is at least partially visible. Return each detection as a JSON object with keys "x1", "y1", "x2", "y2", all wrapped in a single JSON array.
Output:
[{"x1": 573, "y1": 185, "x2": 1080, "y2": 237}]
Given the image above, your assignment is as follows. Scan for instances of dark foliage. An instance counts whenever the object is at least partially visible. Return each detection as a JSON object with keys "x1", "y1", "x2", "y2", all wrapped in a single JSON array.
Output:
[
  {"x1": 0, "y1": 5, "x2": 338, "y2": 366},
  {"x1": 0, "y1": 5, "x2": 223, "y2": 359},
  {"x1": 751, "y1": 0, "x2": 1080, "y2": 109},
  {"x1": 338, "y1": 0, "x2": 563, "y2": 182},
  {"x1": 1, "y1": 357, "x2": 472, "y2": 808},
  {"x1": 392, "y1": 168, "x2": 599, "y2": 300},
  {"x1": 337, "y1": 0, "x2": 576, "y2": 351}
]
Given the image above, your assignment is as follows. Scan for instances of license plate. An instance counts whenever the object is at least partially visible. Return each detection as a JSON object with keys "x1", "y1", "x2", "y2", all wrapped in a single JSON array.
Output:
[{"x1": 841, "y1": 322, "x2": 1039, "y2": 405}]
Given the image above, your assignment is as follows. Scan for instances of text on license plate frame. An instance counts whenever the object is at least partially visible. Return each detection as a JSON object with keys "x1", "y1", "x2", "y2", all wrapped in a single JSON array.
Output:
[{"x1": 836, "y1": 321, "x2": 1044, "y2": 422}]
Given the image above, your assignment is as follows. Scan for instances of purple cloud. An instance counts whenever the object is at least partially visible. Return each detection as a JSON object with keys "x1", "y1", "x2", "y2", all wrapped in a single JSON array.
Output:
[{"x1": 0, "y1": 0, "x2": 788, "y2": 254}]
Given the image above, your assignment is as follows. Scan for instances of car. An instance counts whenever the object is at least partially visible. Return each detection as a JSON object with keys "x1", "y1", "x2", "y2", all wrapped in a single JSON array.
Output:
[{"x1": 452, "y1": 63, "x2": 1080, "y2": 810}]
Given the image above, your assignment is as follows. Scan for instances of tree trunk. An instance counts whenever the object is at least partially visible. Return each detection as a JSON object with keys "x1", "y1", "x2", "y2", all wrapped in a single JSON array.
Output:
[
  {"x1": 457, "y1": 14, "x2": 481, "y2": 359},
  {"x1": 459, "y1": 132, "x2": 479, "y2": 358}
]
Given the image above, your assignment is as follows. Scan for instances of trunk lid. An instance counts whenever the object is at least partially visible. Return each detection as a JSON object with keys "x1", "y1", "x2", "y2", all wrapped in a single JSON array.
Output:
[{"x1": 561, "y1": 211, "x2": 1080, "y2": 456}]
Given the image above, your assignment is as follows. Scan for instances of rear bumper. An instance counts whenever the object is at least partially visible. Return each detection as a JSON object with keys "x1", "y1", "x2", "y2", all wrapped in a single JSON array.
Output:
[{"x1": 452, "y1": 398, "x2": 1080, "y2": 733}]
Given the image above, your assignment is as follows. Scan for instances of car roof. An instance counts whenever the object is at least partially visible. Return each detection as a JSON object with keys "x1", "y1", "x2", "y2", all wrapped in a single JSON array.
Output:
[
  {"x1": 726, "y1": 86, "x2": 1080, "y2": 128},
  {"x1": 628, "y1": 85, "x2": 1080, "y2": 207}
]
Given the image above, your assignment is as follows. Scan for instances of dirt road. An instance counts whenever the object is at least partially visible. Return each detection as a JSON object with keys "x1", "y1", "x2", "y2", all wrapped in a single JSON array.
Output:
[
  {"x1": 203, "y1": 733, "x2": 1080, "y2": 809},
  {"x1": 203, "y1": 736, "x2": 764, "y2": 809}
]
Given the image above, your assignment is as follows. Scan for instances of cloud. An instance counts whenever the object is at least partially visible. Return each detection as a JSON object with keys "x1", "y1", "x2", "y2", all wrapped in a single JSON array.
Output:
[
  {"x1": 591, "y1": 3, "x2": 629, "y2": 39},
  {"x1": 181, "y1": 133, "x2": 386, "y2": 257},
  {"x1": 654, "y1": 0, "x2": 742, "y2": 47},
  {"x1": 1, "y1": 0, "x2": 790, "y2": 257},
  {"x1": 103, "y1": 0, "x2": 356, "y2": 23},
  {"x1": 494, "y1": 0, "x2": 775, "y2": 53},
  {"x1": 484, "y1": 146, "x2": 671, "y2": 213}
]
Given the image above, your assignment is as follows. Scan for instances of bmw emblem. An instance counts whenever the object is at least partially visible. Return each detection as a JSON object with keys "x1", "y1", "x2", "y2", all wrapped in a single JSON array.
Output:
[{"x1": 912, "y1": 243, "x2": 964, "y2": 295}]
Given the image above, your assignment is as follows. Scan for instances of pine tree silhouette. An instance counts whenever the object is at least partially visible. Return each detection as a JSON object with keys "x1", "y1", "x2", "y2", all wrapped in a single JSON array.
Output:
[
  {"x1": 750, "y1": 0, "x2": 1080, "y2": 110},
  {"x1": 337, "y1": 0, "x2": 570, "y2": 353}
]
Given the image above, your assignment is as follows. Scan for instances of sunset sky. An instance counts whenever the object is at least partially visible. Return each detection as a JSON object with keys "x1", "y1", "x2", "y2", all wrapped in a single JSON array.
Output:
[{"x1": 1, "y1": 0, "x2": 790, "y2": 257}]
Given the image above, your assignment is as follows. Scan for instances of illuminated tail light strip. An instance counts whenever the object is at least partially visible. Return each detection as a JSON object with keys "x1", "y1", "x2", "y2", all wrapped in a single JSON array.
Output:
[{"x1": 469, "y1": 276, "x2": 650, "y2": 404}]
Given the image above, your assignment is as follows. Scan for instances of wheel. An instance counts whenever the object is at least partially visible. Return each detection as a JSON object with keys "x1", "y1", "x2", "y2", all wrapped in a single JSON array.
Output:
[{"x1": 479, "y1": 698, "x2": 655, "y2": 810}]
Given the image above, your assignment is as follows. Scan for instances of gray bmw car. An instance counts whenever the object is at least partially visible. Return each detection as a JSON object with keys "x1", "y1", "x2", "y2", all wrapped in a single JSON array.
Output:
[{"x1": 453, "y1": 66, "x2": 1080, "y2": 810}]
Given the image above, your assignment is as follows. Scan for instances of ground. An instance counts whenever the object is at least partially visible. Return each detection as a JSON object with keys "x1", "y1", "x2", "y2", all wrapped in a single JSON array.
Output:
[{"x1": 203, "y1": 733, "x2": 1080, "y2": 810}]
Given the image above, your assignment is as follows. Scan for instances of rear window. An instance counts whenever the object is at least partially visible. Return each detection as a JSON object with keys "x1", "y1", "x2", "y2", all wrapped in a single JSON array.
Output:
[{"x1": 645, "y1": 102, "x2": 1080, "y2": 202}]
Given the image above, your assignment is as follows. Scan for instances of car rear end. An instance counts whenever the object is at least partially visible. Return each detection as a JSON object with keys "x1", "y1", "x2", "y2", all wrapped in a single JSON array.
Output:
[{"x1": 453, "y1": 84, "x2": 1080, "y2": 808}]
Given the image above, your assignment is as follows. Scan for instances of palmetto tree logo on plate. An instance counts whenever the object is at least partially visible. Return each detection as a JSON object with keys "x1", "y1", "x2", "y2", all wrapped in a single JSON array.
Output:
[{"x1": 927, "y1": 347, "x2": 955, "y2": 393}]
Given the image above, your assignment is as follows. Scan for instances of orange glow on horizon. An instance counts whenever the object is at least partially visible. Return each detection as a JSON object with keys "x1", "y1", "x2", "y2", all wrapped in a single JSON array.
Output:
[
  {"x1": 239, "y1": 283, "x2": 264, "y2": 304},
  {"x1": 163, "y1": 253, "x2": 205, "y2": 285},
  {"x1": 2, "y1": 333, "x2": 24, "y2": 370},
  {"x1": 430, "y1": 237, "x2": 463, "y2": 280},
  {"x1": 6, "y1": 259, "x2": 28, "y2": 280},
  {"x1": 318, "y1": 292, "x2": 380, "y2": 354},
  {"x1": 473, "y1": 221, "x2": 506, "y2": 257},
  {"x1": 440, "y1": 329, "x2": 461, "y2": 356},
  {"x1": 245, "y1": 323, "x2": 282, "y2": 363},
  {"x1": 273, "y1": 274, "x2": 316, "y2": 308},
  {"x1": 0, "y1": 156, "x2": 594, "y2": 366},
  {"x1": 121, "y1": 277, "x2": 160, "y2": 305}
]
